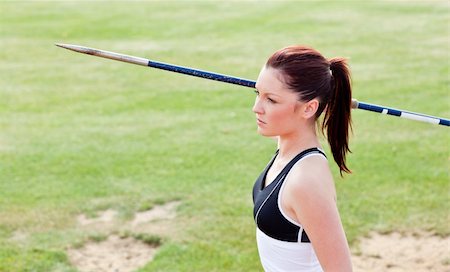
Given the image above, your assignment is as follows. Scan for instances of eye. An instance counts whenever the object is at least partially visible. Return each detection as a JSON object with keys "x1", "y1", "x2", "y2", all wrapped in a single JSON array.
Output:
[
  {"x1": 267, "y1": 97, "x2": 277, "y2": 104},
  {"x1": 254, "y1": 90, "x2": 277, "y2": 104}
]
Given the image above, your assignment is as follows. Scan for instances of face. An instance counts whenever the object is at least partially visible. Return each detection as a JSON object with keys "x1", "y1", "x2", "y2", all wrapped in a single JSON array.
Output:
[{"x1": 253, "y1": 67, "x2": 305, "y2": 137}]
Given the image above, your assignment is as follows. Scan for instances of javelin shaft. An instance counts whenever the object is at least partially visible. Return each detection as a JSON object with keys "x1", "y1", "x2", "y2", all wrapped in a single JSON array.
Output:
[{"x1": 55, "y1": 43, "x2": 449, "y2": 127}]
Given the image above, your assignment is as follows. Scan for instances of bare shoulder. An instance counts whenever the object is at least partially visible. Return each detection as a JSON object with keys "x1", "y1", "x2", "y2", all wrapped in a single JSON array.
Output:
[{"x1": 285, "y1": 155, "x2": 336, "y2": 199}]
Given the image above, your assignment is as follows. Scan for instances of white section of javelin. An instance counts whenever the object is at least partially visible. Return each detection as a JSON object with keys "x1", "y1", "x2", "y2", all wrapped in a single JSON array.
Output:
[
  {"x1": 382, "y1": 109, "x2": 388, "y2": 114},
  {"x1": 400, "y1": 112, "x2": 440, "y2": 124},
  {"x1": 57, "y1": 43, "x2": 149, "y2": 66}
]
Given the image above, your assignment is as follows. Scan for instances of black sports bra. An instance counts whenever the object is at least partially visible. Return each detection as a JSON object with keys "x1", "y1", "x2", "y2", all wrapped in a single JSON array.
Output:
[{"x1": 252, "y1": 148, "x2": 327, "y2": 243}]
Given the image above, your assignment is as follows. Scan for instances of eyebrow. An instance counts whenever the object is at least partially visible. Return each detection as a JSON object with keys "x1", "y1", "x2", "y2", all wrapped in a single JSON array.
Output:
[{"x1": 255, "y1": 87, "x2": 282, "y2": 97}]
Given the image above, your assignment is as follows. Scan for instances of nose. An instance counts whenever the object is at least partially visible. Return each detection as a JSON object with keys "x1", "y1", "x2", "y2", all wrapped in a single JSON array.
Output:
[{"x1": 252, "y1": 95, "x2": 264, "y2": 114}]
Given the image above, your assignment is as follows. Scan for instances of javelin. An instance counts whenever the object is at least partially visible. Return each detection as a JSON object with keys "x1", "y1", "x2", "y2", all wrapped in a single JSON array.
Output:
[{"x1": 55, "y1": 43, "x2": 449, "y2": 127}]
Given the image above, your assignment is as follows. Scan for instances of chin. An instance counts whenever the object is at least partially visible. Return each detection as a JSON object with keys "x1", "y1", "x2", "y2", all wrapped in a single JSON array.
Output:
[{"x1": 257, "y1": 128, "x2": 277, "y2": 137}]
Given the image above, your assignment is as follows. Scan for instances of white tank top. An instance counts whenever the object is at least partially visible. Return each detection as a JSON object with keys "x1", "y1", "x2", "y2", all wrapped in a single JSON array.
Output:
[{"x1": 256, "y1": 228, "x2": 323, "y2": 272}]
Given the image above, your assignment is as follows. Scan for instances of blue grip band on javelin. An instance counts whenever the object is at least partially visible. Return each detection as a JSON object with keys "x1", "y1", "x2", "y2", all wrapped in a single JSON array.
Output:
[
  {"x1": 357, "y1": 102, "x2": 383, "y2": 113},
  {"x1": 387, "y1": 109, "x2": 402, "y2": 117},
  {"x1": 439, "y1": 119, "x2": 450, "y2": 126}
]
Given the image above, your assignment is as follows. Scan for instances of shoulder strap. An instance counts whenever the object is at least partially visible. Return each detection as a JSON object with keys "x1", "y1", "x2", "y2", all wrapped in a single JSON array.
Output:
[{"x1": 278, "y1": 148, "x2": 326, "y2": 178}]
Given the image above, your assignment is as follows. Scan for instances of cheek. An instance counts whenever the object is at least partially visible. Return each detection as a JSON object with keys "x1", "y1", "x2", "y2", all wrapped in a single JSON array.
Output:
[
  {"x1": 268, "y1": 105, "x2": 295, "y2": 123},
  {"x1": 258, "y1": 104, "x2": 297, "y2": 136}
]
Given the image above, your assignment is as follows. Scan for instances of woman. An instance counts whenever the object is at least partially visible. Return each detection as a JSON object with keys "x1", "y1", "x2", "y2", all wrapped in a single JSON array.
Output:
[{"x1": 252, "y1": 45, "x2": 353, "y2": 271}]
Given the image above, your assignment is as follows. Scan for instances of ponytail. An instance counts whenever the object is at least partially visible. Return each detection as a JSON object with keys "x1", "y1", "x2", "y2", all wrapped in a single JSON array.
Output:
[{"x1": 323, "y1": 58, "x2": 352, "y2": 175}]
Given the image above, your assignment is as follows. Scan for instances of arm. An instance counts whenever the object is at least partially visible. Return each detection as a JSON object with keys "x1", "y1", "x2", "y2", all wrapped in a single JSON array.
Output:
[{"x1": 283, "y1": 156, "x2": 352, "y2": 271}]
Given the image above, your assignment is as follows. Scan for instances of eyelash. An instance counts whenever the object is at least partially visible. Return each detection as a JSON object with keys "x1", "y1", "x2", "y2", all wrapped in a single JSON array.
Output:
[{"x1": 254, "y1": 90, "x2": 276, "y2": 104}]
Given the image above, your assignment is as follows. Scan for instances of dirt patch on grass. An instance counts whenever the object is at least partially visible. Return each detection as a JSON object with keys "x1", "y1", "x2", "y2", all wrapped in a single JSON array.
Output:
[
  {"x1": 131, "y1": 201, "x2": 179, "y2": 226},
  {"x1": 77, "y1": 209, "x2": 118, "y2": 226},
  {"x1": 68, "y1": 201, "x2": 181, "y2": 272},
  {"x1": 67, "y1": 235, "x2": 157, "y2": 272},
  {"x1": 352, "y1": 231, "x2": 450, "y2": 271},
  {"x1": 10, "y1": 230, "x2": 28, "y2": 242}
]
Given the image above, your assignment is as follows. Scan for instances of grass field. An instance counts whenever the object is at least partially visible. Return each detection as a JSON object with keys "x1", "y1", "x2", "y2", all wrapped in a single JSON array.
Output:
[{"x1": 1, "y1": 1, "x2": 449, "y2": 271}]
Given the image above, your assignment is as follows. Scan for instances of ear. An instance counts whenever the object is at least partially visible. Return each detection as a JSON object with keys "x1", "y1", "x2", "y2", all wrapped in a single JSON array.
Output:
[{"x1": 301, "y1": 99, "x2": 319, "y2": 119}]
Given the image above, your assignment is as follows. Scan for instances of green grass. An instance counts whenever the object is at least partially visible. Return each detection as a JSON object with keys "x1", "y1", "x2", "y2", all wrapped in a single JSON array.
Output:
[{"x1": 1, "y1": 1, "x2": 449, "y2": 271}]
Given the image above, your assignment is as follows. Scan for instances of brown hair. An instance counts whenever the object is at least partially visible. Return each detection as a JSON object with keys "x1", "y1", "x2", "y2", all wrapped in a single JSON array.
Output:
[{"x1": 266, "y1": 45, "x2": 352, "y2": 175}]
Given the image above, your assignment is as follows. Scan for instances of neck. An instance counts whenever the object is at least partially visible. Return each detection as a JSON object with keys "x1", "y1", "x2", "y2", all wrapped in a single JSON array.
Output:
[{"x1": 277, "y1": 122, "x2": 320, "y2": 159}]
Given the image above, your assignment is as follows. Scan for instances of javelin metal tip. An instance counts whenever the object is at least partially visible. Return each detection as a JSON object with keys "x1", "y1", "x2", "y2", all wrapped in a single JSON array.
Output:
[
  {"x1": 55, "y1": 43, "x2": 73, "y2": 50},
  {"x1": 55, "y1": 43, "x2": 93, "y2": 54},
  {"x1": 55, "y1": 42, "x2": 150, "y2": 66}
]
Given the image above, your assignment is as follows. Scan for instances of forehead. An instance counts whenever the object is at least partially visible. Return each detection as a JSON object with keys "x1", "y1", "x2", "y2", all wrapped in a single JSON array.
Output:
[{"x1": 255, "y1": 67, "x2": 290, "y2": 94}]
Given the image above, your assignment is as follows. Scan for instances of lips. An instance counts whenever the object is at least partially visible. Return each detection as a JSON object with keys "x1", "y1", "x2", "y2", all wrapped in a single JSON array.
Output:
[{"x1": 256, "y1": 118, "x2": 266, "y2": 125}]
